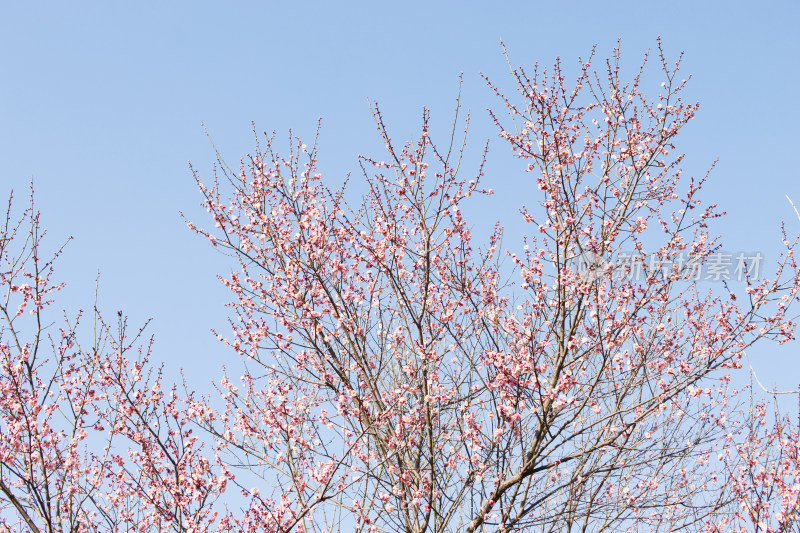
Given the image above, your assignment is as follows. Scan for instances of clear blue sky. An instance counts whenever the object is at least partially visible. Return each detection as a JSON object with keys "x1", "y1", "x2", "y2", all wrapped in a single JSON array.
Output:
[{"x1": 2, "y1": 2, "x2": 798, "y2": 396}]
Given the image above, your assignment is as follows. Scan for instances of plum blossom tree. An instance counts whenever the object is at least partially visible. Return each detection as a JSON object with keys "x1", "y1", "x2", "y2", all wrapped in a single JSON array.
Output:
[
  {"x1": 0, "y1": 190, "x2": 227, "y2": 532},
  {"x1": 188, "y1": 42, "x2": 800, "y2": 531},
  {"x1": 3, "y1": 41, "x2": 800, "y2": 532}
]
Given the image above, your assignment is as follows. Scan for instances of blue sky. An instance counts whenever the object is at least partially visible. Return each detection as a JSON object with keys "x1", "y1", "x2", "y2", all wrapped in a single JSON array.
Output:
[{"x1": 2, "y1": 2, "x2": 799, "y2": 396}]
